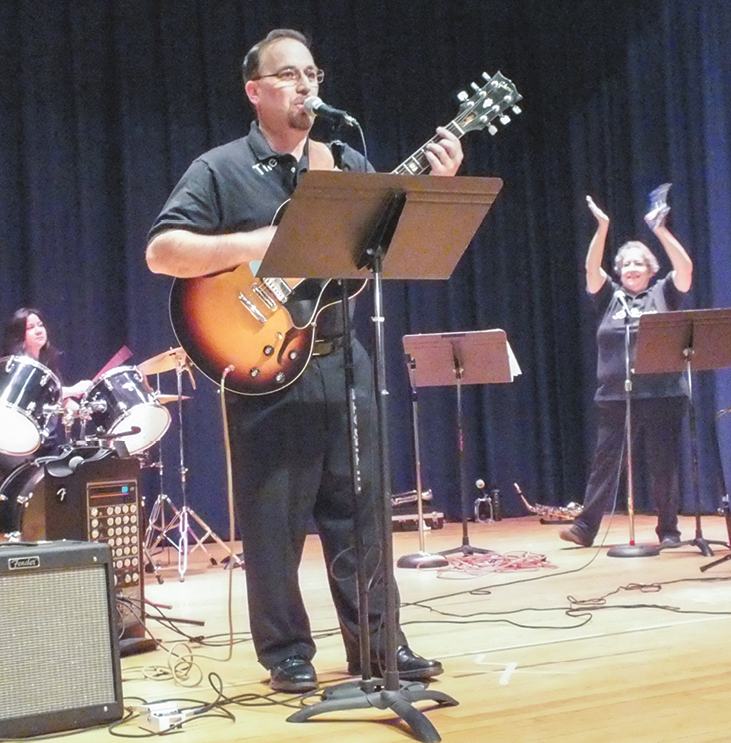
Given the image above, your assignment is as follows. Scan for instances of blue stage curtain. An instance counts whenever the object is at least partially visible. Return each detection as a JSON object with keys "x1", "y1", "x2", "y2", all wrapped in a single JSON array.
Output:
[{"x1": 1, "y1": 0, "x2": 729, "y2": 533}]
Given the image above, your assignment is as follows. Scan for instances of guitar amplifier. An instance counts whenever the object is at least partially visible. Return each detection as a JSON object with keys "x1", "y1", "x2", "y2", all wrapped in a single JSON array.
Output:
[{"x1": 0, "y1": 540, "x2": 123, "y2": 738}]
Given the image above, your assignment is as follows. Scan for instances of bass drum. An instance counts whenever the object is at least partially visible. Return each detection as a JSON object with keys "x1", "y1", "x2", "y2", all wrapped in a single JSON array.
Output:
[
  {"x1": 0, "y1": 356, "x2": 62, "y2": 456},
  {"x1": 81, "y1": 366, "x2": 171, "y2": 455},
  {"x1": 0, "y1": 460, "x2": 46, "y2": 540}
]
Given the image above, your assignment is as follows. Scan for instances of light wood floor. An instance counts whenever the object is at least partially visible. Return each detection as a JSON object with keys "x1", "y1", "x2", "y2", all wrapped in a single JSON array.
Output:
[{"x1": 19, "y1": 514, "x2": 731, "y2": 742}]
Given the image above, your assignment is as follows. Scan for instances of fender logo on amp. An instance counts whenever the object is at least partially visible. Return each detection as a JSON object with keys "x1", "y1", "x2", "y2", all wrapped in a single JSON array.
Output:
[{"x1": 8, "y1": 556, "x2": 41, "y2": 570}]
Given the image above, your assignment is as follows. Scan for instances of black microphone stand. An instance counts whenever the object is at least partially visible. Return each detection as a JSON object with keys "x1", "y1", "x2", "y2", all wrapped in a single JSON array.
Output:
[
  {"x1": 608, "y1": 292, "x2": 659, "y2": 557},
  {"x1": 288, "y1": 191, "x2": 458, "y2": 743},
  {"x1": 439, "y1": 348, "x2": 493, "y2": 558},
  {"x1": 397, "y1": 354, "x2": 448, "y2": 569},
  {"x1": 257, "y1": 165, "x2": 502, "y2": 742},
  {"x1": 668, "y1": 340, "x2": 725, "y2": 556}
]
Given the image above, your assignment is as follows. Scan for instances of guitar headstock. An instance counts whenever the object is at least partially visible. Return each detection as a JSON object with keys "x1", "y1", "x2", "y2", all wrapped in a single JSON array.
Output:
[{"x1": 454, "y1": 71, "x2": 523, "y2": 136}]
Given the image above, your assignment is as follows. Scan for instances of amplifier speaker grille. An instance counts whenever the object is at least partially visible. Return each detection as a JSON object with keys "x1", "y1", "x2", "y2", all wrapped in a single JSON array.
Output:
[{"x1": 0, "y1": 541, "x2": 123, "y2": 738}]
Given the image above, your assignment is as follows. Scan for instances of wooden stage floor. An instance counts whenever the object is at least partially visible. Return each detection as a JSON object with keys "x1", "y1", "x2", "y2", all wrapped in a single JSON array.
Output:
[{"x1": 23, "y1": 514, "x2": 731, "y2": 742}]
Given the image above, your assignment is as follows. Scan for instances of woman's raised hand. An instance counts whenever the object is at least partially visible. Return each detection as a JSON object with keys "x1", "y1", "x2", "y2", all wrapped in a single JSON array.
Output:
[{"x1": 586, "y1": 195, "x2": 609, "y2": 224}]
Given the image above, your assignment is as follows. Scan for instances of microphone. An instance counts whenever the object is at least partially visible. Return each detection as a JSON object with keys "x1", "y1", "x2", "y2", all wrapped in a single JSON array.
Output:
[
  {"x1": 304, "y1": 96, "x2": 357, "y2": 127},
  {"x1": 614, "y1": 289, "x2": 632, "y2": 318}
]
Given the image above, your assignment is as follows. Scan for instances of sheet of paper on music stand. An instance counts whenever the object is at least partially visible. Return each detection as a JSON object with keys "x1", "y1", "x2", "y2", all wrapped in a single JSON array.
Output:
[{"x1": 403, "y1": 329, "x2": 520, "y2": 388}]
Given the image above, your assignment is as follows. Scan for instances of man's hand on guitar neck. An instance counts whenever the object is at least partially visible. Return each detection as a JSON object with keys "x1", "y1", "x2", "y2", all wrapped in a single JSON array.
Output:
[
  {"x1": 146, "y1": 225, "x2": 277, "y2": 279},
  {"x1": 425, "y1": 126, "x2": 463, "y2": 176}
]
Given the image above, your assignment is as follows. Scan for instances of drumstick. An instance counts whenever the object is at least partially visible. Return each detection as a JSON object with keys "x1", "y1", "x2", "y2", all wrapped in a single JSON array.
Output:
[{"x1": 93, "y1": 346, "x2": 133, "y2": 381}]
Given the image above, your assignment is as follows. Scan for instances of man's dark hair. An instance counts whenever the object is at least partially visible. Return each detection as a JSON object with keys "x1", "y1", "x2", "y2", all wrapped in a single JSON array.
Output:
[{"x1": 241, "y1": 29, "x2": 311, "y2": 83}]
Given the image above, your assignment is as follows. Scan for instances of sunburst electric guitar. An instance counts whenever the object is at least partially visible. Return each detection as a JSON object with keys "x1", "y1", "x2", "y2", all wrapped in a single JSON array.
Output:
[{"x1": 169, "y1": 71, "x2": 522, "y2": 395}]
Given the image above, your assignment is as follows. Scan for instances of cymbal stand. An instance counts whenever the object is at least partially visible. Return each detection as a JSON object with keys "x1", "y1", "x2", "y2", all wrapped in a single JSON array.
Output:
[
  {"x1": 156, "y1": 357, "x2": 242, "y2": 581},
  {"x1": 143, "y1": 374, "x2": 179, "y2": 580}
]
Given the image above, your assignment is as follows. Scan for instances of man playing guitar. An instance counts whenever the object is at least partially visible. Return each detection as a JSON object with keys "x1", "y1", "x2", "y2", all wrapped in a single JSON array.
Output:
[{"x1": 147, "y1": 28, "x2": 462, "y2": 693}]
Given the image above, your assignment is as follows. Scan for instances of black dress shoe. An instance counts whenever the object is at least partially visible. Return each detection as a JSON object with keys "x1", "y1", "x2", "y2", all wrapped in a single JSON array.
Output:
[
  {"x1": 347, "y1": 646, "x2": 443, "y2": 681},
  {"x1": 269, "y1": 657, "x2": 318, "y2": 693}
]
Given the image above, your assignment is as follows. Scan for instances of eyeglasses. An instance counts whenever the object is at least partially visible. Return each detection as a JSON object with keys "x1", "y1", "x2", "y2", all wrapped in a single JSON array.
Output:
[{"x1": 253, "y1": 66, "x2": 325, "y2": 85}]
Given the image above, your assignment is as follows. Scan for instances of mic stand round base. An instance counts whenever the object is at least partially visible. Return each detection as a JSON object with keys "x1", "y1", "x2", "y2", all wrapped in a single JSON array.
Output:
[
  {"x1": 397, "y1": 551, "x2": 449, "y2": 569},
  {"x1": 607, "y1": 542, "x2": 660, "y2": 558}
]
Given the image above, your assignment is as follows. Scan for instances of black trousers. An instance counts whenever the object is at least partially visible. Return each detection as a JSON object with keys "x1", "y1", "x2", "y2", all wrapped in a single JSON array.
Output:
[
  {"x1": 574, "y1": 397, "x2": 687, "y2": 544},
  {"x1": 226, "y1": 339, "x2": 406, "y2": 670}
]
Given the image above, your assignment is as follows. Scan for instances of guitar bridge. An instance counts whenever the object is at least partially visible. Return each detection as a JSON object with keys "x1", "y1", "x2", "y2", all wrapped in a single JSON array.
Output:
[{"x1": 238, "y1": 292, "x2": 266, "y2": 324}]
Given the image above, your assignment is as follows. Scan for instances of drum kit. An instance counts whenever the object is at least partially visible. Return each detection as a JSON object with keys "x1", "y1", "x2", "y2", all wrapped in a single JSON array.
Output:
[{"x1": 0, "y1": 348, "x2": 239, "y2": 581}]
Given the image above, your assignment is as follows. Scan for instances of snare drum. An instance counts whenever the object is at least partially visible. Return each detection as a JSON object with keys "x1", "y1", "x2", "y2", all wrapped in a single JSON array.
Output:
[
  {"x1": 0, "y1": 356, "x2": 62, "y2": 456},
  {"x1": 81, "y1": 366, "x2": 170, "y2": 454}
]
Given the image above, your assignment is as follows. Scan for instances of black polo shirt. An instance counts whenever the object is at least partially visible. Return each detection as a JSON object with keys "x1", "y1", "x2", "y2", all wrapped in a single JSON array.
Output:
[
  {"x1": 593, "y1": 276, "x2": 689, "y2": 401},
  {"x1": 149, "y1": 122, "x2": 372, "y2": 337},
  {"x1": 149, "y1": 121, "x2": 371, "y2": 239}
]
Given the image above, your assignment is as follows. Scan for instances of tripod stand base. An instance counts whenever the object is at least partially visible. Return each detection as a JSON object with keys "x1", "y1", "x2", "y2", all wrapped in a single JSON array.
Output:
[
  {"x1": 673, "y1": 537, "x2": 727, "y2": 557},
  {"x1": 397, "y1": 552, "x2": 449, "y2": 569},
  {"x1": 700, "y1": 548, "x2": 731, "y2": 572},
  {"x1": 607, "y1": 543, "x2": 660, "y2": 558},
  {"x1": 287, "y1": 679, "x2": 458, "y2": 743},
  {"x1": 439, "y1": 544, "x2": 494, "y2": 557}
]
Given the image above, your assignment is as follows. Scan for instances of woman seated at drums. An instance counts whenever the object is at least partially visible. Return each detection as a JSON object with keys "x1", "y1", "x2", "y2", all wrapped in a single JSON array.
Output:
[{"x1": 0, "y1": 307, "x2": 92, "y2": 474}]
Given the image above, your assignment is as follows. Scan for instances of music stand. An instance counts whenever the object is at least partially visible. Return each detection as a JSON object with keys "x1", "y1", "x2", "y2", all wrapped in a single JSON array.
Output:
[
  {"x1": 258, "y1": 170, "x2": 502, "y2": 742},
  {"x1": 402, "y1": 330, "x2": 518, "y2": 559},
  {"x1": 635, "y1": 308, "x2": 731, "y2": 558}
]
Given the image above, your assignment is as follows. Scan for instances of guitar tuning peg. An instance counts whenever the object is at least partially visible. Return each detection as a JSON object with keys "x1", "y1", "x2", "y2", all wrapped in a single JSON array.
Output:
[
  {"x1": 457, "y1": 90, "x2": 468, "y2": 102},
  {"x1": 481, "y1": 71, "x2": 491, "y2": 81},
  {"x1": 499, "y1": 114, "x2": 510, "y2": 125},
  {"x1": 512, "y1": 105, "x2": 522, "y2": 115},
  {"x1": 488, "y1": 124, "x2": 498, "y2": 136},
  {"x1": 470, "y1": 82, "x2": 481, "y2": 92}
]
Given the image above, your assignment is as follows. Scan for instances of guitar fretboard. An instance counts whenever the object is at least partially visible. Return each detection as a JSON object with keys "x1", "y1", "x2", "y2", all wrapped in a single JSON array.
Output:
[{"x1": 393, "y1": 122, "x2": 463, "y2": 176}]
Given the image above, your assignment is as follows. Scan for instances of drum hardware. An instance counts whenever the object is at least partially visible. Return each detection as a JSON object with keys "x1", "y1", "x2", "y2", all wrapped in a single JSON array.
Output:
[{"x1": 143, "y1": 352, "x2": 241, "y2": 581}]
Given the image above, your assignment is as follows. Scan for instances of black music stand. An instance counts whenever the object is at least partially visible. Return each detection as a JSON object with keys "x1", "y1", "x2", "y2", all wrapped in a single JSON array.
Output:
[
  {"x1": 258, "y1": 170, "x2": 502, "y2": 743},
  {"x1": 636, "y1": 308, "x2": 731, "y2": 558},
  {"x1": 402, "y1": 330, "x2": 517, "y2": 559}
]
